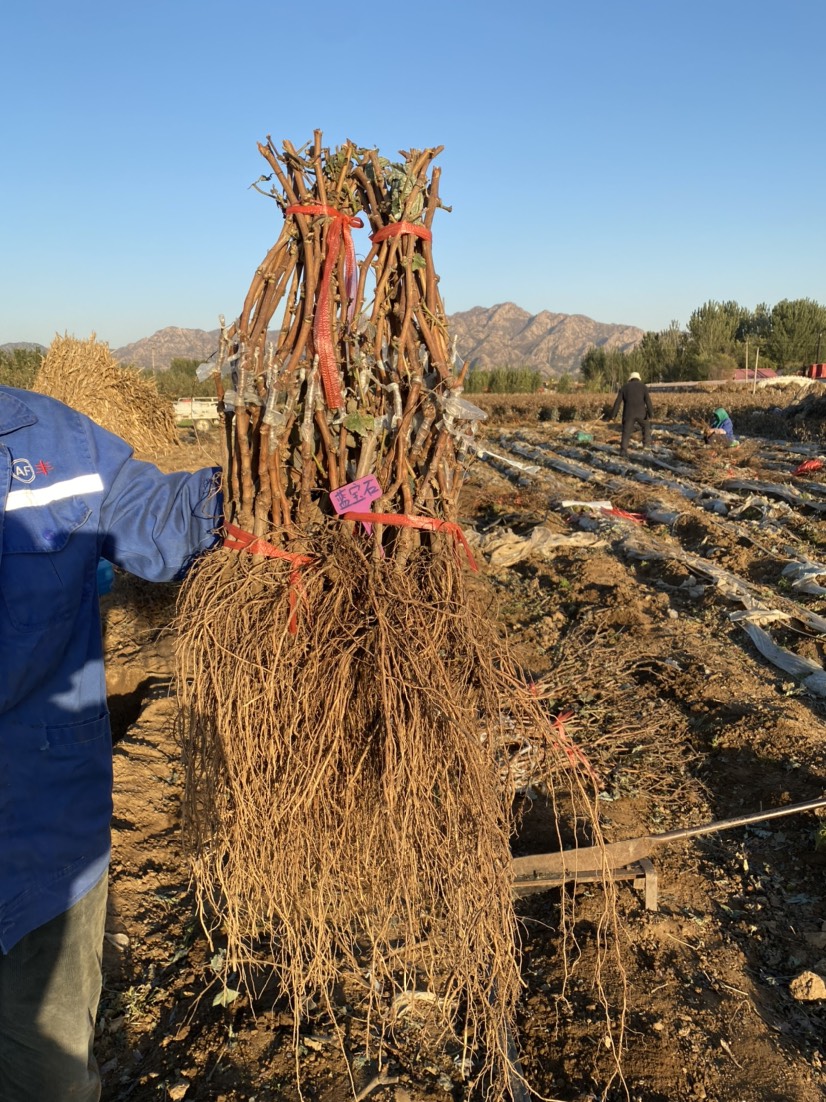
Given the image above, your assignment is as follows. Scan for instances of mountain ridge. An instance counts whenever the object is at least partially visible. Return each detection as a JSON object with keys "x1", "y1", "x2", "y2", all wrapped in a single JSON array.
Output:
[
  {"x1": 447, "y1": 304, "x2": 644, "y2": 375},
  {"x1": 4, "y1": 305, "x2": 645, "y2": 378}
]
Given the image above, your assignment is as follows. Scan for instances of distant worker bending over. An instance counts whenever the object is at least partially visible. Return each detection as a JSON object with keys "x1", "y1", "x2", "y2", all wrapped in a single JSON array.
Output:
[
  {"x1": 609, "y1": 371, "x2": 654, "y2": 457},
  {"x1": 705, "y1": 407, "x2": 739, "y2": 448}
]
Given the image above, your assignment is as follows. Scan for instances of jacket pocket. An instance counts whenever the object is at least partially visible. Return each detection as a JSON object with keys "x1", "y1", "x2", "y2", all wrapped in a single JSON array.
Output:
[
  {"x1": 0, "y1": 500, "x2": 93, "y2": 631},
  {"x1": 41, "y1": 714, "x2": 113, "y2": 862},
  {"x1": 45, "y1": 712, "x2": 111, "y2": 748},
  {"x1": 4, "y1": 715, "x2": 113, "y2": 893}
]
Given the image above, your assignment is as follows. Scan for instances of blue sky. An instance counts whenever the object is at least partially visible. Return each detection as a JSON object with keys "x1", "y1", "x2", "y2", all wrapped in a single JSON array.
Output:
[{"x1": 2, "y1": 0, "x2": 824, "y2": 349}]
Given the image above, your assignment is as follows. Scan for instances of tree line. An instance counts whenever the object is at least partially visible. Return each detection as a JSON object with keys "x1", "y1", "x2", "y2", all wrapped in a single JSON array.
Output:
[
  {"x1": 0, "y1": 347, "x2": 546, "y2": 397},
  {"x1": 0, "y1": 350, "x2": 216, "y2": 398},
  {"x1": 3, "y1": 297, "x2": 824, "y2": 397},
  {"x1": 0, "y1": 347, "x2": 42, "y2": 389},
  {"x1": 463, "y1": 366, "x2": 544, "y2": 394},
  {"x1": 579, "y1": 297, "x2": 826, "y2": 390}
]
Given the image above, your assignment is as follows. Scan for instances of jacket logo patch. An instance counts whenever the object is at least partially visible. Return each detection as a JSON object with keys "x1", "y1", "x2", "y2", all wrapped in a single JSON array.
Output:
[{"x1": 12, "y1": 459, "x2": 35, "y2": 484}]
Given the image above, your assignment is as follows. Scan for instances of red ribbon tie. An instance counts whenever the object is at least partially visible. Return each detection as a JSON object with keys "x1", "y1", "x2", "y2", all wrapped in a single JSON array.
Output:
[{"x1": 285, "y1": 204, "x2": 364, "y2": 410}]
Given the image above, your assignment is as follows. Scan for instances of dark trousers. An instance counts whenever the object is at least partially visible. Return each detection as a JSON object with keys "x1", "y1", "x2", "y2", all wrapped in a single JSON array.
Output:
[
  {"x1": 620, "y1": 416, "x2": 651, "y2": 455},
  {"x1": 0, "y1": 873, "x2": 107, "y2": 1102}
]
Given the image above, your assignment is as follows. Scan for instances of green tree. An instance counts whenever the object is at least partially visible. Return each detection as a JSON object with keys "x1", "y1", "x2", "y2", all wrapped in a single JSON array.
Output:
[
  {"x1": 580, "y1": 296, "x2": 826, "y2": 385},
  {"x1": 464, "y1": 369, "x2": 491, "y2": 394},
  {"x1": 683, "y1": 300, "x2": 750, "y2": 379},
  {"x1": 580, "y1": 347, "x2": 602, "y2": 389},
  {"x1": 145, "y1": 357, "x2": 216, "y2": 398},
  {"x1": 686, "y1": 300, "x2": 744, "y2": 360},
  {"x1": 766, "y1": 298, "x2": 826, "y2": 372},
  {"x1": 579, "y1": 346, "x2": 612, "y2": 390},
  {"x1": 0, "y1": 347, "x2": 42, "y2": 389},
  {"x1": 639, "y1": 321, "x2": 690, "y2": 381},
  {"x1": 486, "y1": 366, "x2": 542, "y2": 393},
  {"x1": 580, "y1": 345, "x2": 648, "y2": 390},
  {"x1": 735, "y1": 302, "x2": 772, "y2": 345}
]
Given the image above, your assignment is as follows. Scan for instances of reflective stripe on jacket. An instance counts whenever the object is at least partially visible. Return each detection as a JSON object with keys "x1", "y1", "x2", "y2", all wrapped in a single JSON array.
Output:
[{"x1": 0, "y1": 386, "x2": 221, "y2": 951}]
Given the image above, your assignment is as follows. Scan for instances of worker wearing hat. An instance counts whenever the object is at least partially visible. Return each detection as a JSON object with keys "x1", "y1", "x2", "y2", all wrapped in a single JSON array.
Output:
[{"x1": 609, "y1": 371, "x2": 654, "y2": 456}]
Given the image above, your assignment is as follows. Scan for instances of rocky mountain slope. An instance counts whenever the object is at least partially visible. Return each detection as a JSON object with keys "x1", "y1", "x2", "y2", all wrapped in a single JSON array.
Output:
[
  {"x1": 0, "y1": 341, "x2": 47, "y2": 355},
  {"x1": 113, "y1": 327, "x2": 222, "y2": 372},
  {"x1": 110, "y1": 304, "x2": 644, "y2": 378},
  {"x1": 449, "y1": 303, "x2": 644, "y2": 376}
]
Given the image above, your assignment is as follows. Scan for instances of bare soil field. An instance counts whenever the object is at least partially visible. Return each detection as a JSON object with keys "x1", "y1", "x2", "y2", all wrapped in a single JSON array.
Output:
[{"x1": 97, "y1": 386, "x2": 826, "y2": 1102}]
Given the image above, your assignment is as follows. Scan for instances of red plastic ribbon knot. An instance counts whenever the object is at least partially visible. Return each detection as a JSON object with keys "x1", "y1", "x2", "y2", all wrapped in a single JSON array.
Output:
[
  {"x1": 285, "y1": 204, "x2": 364, "y2": 410},
  {"x1": 369, "y1": 221, "x2": 433, "y2": 245},
  {"x1": 223, "y1": 523, "x2": 313, "y2": 634},
  {"x1": 341, "y1": 512, "x2": 477, "y2": 572}
]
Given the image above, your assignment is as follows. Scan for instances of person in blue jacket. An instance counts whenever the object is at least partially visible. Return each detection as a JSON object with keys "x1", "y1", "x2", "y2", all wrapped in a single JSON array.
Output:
[
  {"x1": 96, "y1": 557, "x2": 115, "y2": 596},
  {"x1": 705, "y1": 406, "x2": 739, "y2": 447},
  {"x1": 0, "y1": 385, "x2": 222, "y2": 1101}
]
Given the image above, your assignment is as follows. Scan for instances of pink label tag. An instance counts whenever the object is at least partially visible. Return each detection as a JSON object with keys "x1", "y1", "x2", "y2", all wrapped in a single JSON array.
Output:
[
  {"x1": 329, "y1": 475, "x2": 382, "y2": 515},
  {"x1": 330, "y1": 476, "x2": 383, "y2": 536}
]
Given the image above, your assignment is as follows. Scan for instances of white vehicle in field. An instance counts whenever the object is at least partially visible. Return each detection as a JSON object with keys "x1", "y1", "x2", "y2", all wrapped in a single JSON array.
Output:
[{"x1": 173, "y1": 397, "x2": 221, "y2": 433}]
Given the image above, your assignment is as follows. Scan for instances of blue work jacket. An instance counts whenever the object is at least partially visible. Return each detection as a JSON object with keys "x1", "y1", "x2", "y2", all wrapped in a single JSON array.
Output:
[{"x1": 0, "y1": 386, "x2": 221, "y2": 951}]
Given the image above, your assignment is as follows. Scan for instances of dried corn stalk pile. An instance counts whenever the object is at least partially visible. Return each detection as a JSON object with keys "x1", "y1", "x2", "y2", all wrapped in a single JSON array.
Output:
[
  {"x1": 176, "y1": 132, "x2": 605, "y2": 1096},
  {"x1": 35, "y1": 334, "x2": 178, "y2": 459}
]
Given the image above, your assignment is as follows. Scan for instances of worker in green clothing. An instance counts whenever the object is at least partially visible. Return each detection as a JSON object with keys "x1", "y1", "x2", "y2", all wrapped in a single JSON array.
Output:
[{"x1": 704, "y1": 407, "x2": 739, "y2": 447}]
